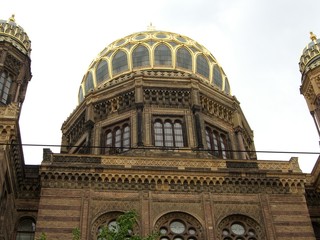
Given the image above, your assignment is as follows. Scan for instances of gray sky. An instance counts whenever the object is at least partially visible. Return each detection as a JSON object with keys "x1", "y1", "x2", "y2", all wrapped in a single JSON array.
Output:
[{"x1": 2, "y1": 0, "x2": 320, "y2": 172}]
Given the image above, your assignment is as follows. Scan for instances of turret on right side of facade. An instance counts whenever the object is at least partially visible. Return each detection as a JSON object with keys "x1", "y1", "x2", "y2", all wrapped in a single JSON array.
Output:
[{"x1": 300, "y1": 32, "x2": 320, "y2": 139}]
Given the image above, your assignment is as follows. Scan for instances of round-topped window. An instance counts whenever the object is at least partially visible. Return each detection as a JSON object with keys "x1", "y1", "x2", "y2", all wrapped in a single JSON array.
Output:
[
  {"x1": 170, "y1": 221, "x2": 186, "y2": 234},
  {"x1": 156, "y1": 33, "x2": 167, "y2": 39},
  {"x1": 176, "y1": 36, "x2": 187, "y2": 42},
  {"x1": 115, "y1": 39, "x2": 126, "y2": 46},
  {"x1": 135, "y1": 34, "x2": 147, "y2": 40}
]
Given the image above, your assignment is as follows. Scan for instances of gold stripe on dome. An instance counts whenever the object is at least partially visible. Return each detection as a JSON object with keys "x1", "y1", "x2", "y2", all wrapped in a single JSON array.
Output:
[
  {"x1": 80, "y1": 30, "x2": 230, "y2": 102},
  {"x1": 0, "y1": 15, "x2": 31, "y2": 55}
]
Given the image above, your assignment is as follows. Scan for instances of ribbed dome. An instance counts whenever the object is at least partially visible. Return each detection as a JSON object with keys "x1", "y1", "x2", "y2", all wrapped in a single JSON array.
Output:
[
  {"x1": 0, "y1": 15, "x2": 31, "y2": 56},
  {"x1": 79, "y1": 30, "x2": 231, "y2": 103},
  {"x1": 299, "y1": 32, "x2": 320, "y2": 76}
]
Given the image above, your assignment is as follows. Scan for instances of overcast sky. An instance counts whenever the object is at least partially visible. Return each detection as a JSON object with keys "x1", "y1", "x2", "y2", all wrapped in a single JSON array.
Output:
[{"x1": 2, "y1": 0, "x2": 320, "y2": 172}]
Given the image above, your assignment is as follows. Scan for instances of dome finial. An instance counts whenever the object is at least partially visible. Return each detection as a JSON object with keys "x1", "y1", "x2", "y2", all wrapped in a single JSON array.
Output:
[
  {"x1": 147, "y1": 22, "x2": 155, "y2": 31},
  {"x1": 310, "y1": 31, "x2": 317, "y2": 42},
  {"x1": 8, "y1": 14, "x2": 15, "y2": 23}
]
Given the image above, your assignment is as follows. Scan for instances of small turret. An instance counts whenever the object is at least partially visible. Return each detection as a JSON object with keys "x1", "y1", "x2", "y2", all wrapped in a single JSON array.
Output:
[
  {"x1": 299, "y1": 32, "x2": 320, "y2": 139},
  {"x1": 0, "y1": 15, "x2": 32, "y2": 107}
]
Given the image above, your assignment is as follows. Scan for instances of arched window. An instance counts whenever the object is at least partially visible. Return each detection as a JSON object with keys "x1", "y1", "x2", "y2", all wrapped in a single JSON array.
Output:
[
  {"x1": 224, "y1": 78, "x2": 230, "y2": 94},
  {"x1": 205, "y1": 126, "x2": 229, "y2": 159},
  {"x1": 154, "y1": 121, "x2": 164, "y2": 146},
  {"x1": 85, "y1": 72, "x2": 94, "y2": 94},
  {"x1": 176, "y1": 47, "x2": 192, "y2": 70},
  {"x1": 92, "y1": 211, "x2": 138, "y2": 240},
  {"x1": 16, "y1": 218, "x2": 36, "y2": 240},
  {"x1": 154, "y1": 44, "x2": 172, "y2": 66},
  {"x1": 217, "y1": 214, "x2": 263, "y2": 240},
  {"x1": 0, "y1": 71, "x2": 13, "y2": 104},
  {"x1": 196, "y1": 54, "x2": 209, "y2": 78},
  {"x1": 213, "y1": 65, "x2": 223, "y2": 89},
  {"x1": 132, "y1": 45, "x2": 150, "y2": 68},
  {"x1": 103, "y1": 122, "x2": 130, "y2": 154},
  {"x1": 112, "y1": 50, "x2": 128, "y2": 75},
  {"x1": 96, "y1": 60, "x2": 109, "y2": 84},
  {"x1": 78, "y1": 86, "x2": 84, "y2": 102},
  {"x1": 153, "y1": 118, "x2": 185, "y2": 147},
  {"x1": 155, "y1": 212, "x2": 204, "y2": 240}
]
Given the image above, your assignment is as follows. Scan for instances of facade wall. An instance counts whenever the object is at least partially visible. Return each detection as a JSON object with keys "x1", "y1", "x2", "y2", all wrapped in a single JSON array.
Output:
[{"x1": 35, "y1": 185, "x2": 315, "y2": 240}]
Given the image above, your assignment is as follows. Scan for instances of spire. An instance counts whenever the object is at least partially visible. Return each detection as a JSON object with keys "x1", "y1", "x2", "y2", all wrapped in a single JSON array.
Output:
[
  {"x1": 8, "y1": 14, "x2": 15, "y2": 23},
  {"x1": 147, "y1": 22, "x2": 155, "y2": 31},
  {"x1": 310, "y1": 31, "x2": 317, "y2": 42}
]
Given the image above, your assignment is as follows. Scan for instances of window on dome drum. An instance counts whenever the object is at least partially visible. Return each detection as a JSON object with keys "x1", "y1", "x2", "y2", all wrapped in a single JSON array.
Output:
[
  {"x1": 213, "y1": 65, "x2": 223, "y2": 89},
  {"x1": 196, "y1": 54, "x2": 209, "y2": 78},
  {"x1": 205, "y1": 126, "x2": 229, "y2": 159},
  {"x1": 15, "y1": 218, "x2": 36, "y2": 240},
  {"x1": 85, "y1": 72, "x2": 94, "y2": 94},
  {"x1": 0, "y1": 71, "x2": 13, "y2": 104},
  {"x1": 103, "y1": 122, "x2": 130, "y2": 154},
  {"x1": 176, "y1": 47, "x2": 192, "y2": 70},
  {"x1": 112, "y1": 50, "x2": 129, "y2": 75},
  {"x1": 153, "y1": 118, "x2": 185, "y2": 147},
  {"x1": 154, "y1": 44, "x2": 172, "y2": 66},
  {"x1": 96, "y1": 60, "x2": 109, "y2": 84},
  {"x1": 132, "y1": 45, "x2": 150, "y2": 68}
]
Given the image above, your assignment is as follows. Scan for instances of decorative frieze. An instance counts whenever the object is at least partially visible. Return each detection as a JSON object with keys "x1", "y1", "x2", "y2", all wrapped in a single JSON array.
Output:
[
  {"x1": 144, "y1": 88, "x2": 191, "y2": 107},
  {"x1": 93, "y1": 90, "x2": 135, "y2": 120},
  {"x1": 200, "y1": 94, "x2": 232, "y2": 124},
  {"x1": 4, "y1": 53, "x2": 22, "y2": 74},
  {"x1": 65, "y1": 112, "x2": 86, "y2": 148}
]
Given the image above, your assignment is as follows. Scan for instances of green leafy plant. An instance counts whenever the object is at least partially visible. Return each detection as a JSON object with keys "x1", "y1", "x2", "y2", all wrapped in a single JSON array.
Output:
[
  {"x1": 72, "y1": 227, "x2": 81, "y2": 240},
  {"x1": 97, "y1": 210, "x2": 159, "y2": 240},
  {"x1": 36, "y1": 232, "x2": 47, "y2": 240}
]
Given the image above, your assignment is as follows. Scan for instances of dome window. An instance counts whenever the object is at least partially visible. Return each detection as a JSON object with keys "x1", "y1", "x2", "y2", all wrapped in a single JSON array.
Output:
[
  {"x1": 0, "y1": 71, "x2": 13, "y2": 104},
  {"x1": 115, "y1": 39, "x2": 126, "y2": 46},
  {"x1": 196, "y1": 54, "x2": 209, "y2": 78},
  {"x1": 176, "y1": 47, "x2": 192, "y2": 70},
  {"x1": 154, "y1": 44, "x2": 172, "y2": 66},
  {"x1": 96, "y1": 60, "x2": 109, "y2": 84},
  {"x1": 84, "y1": 72, "x2": 94, "y2": 94},
  {"x1": 134, "y1": 34, "x2": 146, "y2": 40},
  {"x1": 156, "y1": 33, "x2": 167, "y2": 39},
  {"x1": 176, "y1": 36, "x2": 187, "y2": 43},
  {"x1": 213, "y1": 65, "x2": 223, "y2": 90},
  {"x1": 132, "y1": 45, "x2": 150, "y2": 68},
  {"x1": 112, "y1": 50, "x2": 129, "y2": 75},
  {"x1": 224, "y1": 78, "x2": 230, "y2": 94},
  {"x1": 78, "y1": 86, "x2": 84, "y2": 102}
]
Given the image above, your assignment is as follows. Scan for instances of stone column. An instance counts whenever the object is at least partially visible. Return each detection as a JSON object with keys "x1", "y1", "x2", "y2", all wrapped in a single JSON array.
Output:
[
  {"x1": 234, "y1": 127, "x2": 246, "y2": 159},
  {"x1": 136, "y1": 103, "x2": 144, "y2": 146},
  {"x1": 193, "y1": 106, "x2": 203, "y2": 148}
]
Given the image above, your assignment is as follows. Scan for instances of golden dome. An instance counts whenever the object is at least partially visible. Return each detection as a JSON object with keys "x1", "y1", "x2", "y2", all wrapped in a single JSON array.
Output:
[
  {"x1": 79, "y1": 30, "x2": 230, "y2": 102},
  {"x1": 299, "y1": 32, "x2": 320, "y2": 75},
  {"x1": 0, "y1": 15, "x2": 31, "y2": 55}
]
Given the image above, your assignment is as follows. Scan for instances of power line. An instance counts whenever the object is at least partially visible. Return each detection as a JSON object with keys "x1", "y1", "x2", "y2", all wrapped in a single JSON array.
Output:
[{"x1": 1, "y1": 142, "x2": 319, "y2": 155}]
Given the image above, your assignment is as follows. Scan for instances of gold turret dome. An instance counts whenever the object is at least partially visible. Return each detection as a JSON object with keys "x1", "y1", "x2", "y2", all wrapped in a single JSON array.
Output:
[
  {"x1": 0, "y1": 15, "x2": 31, "y2": 55},
  {"x1": 78, "y1": 30, "x2": 230, "y2": 103},
  {"x1": 299, "y1": 32, "x2": 320, "y2": 77}
]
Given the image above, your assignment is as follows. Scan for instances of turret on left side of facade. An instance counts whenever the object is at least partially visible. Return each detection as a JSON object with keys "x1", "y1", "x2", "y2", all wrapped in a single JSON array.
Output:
[{"x1": 0, "y1": 15, "x2": 39, "y2": 240}]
